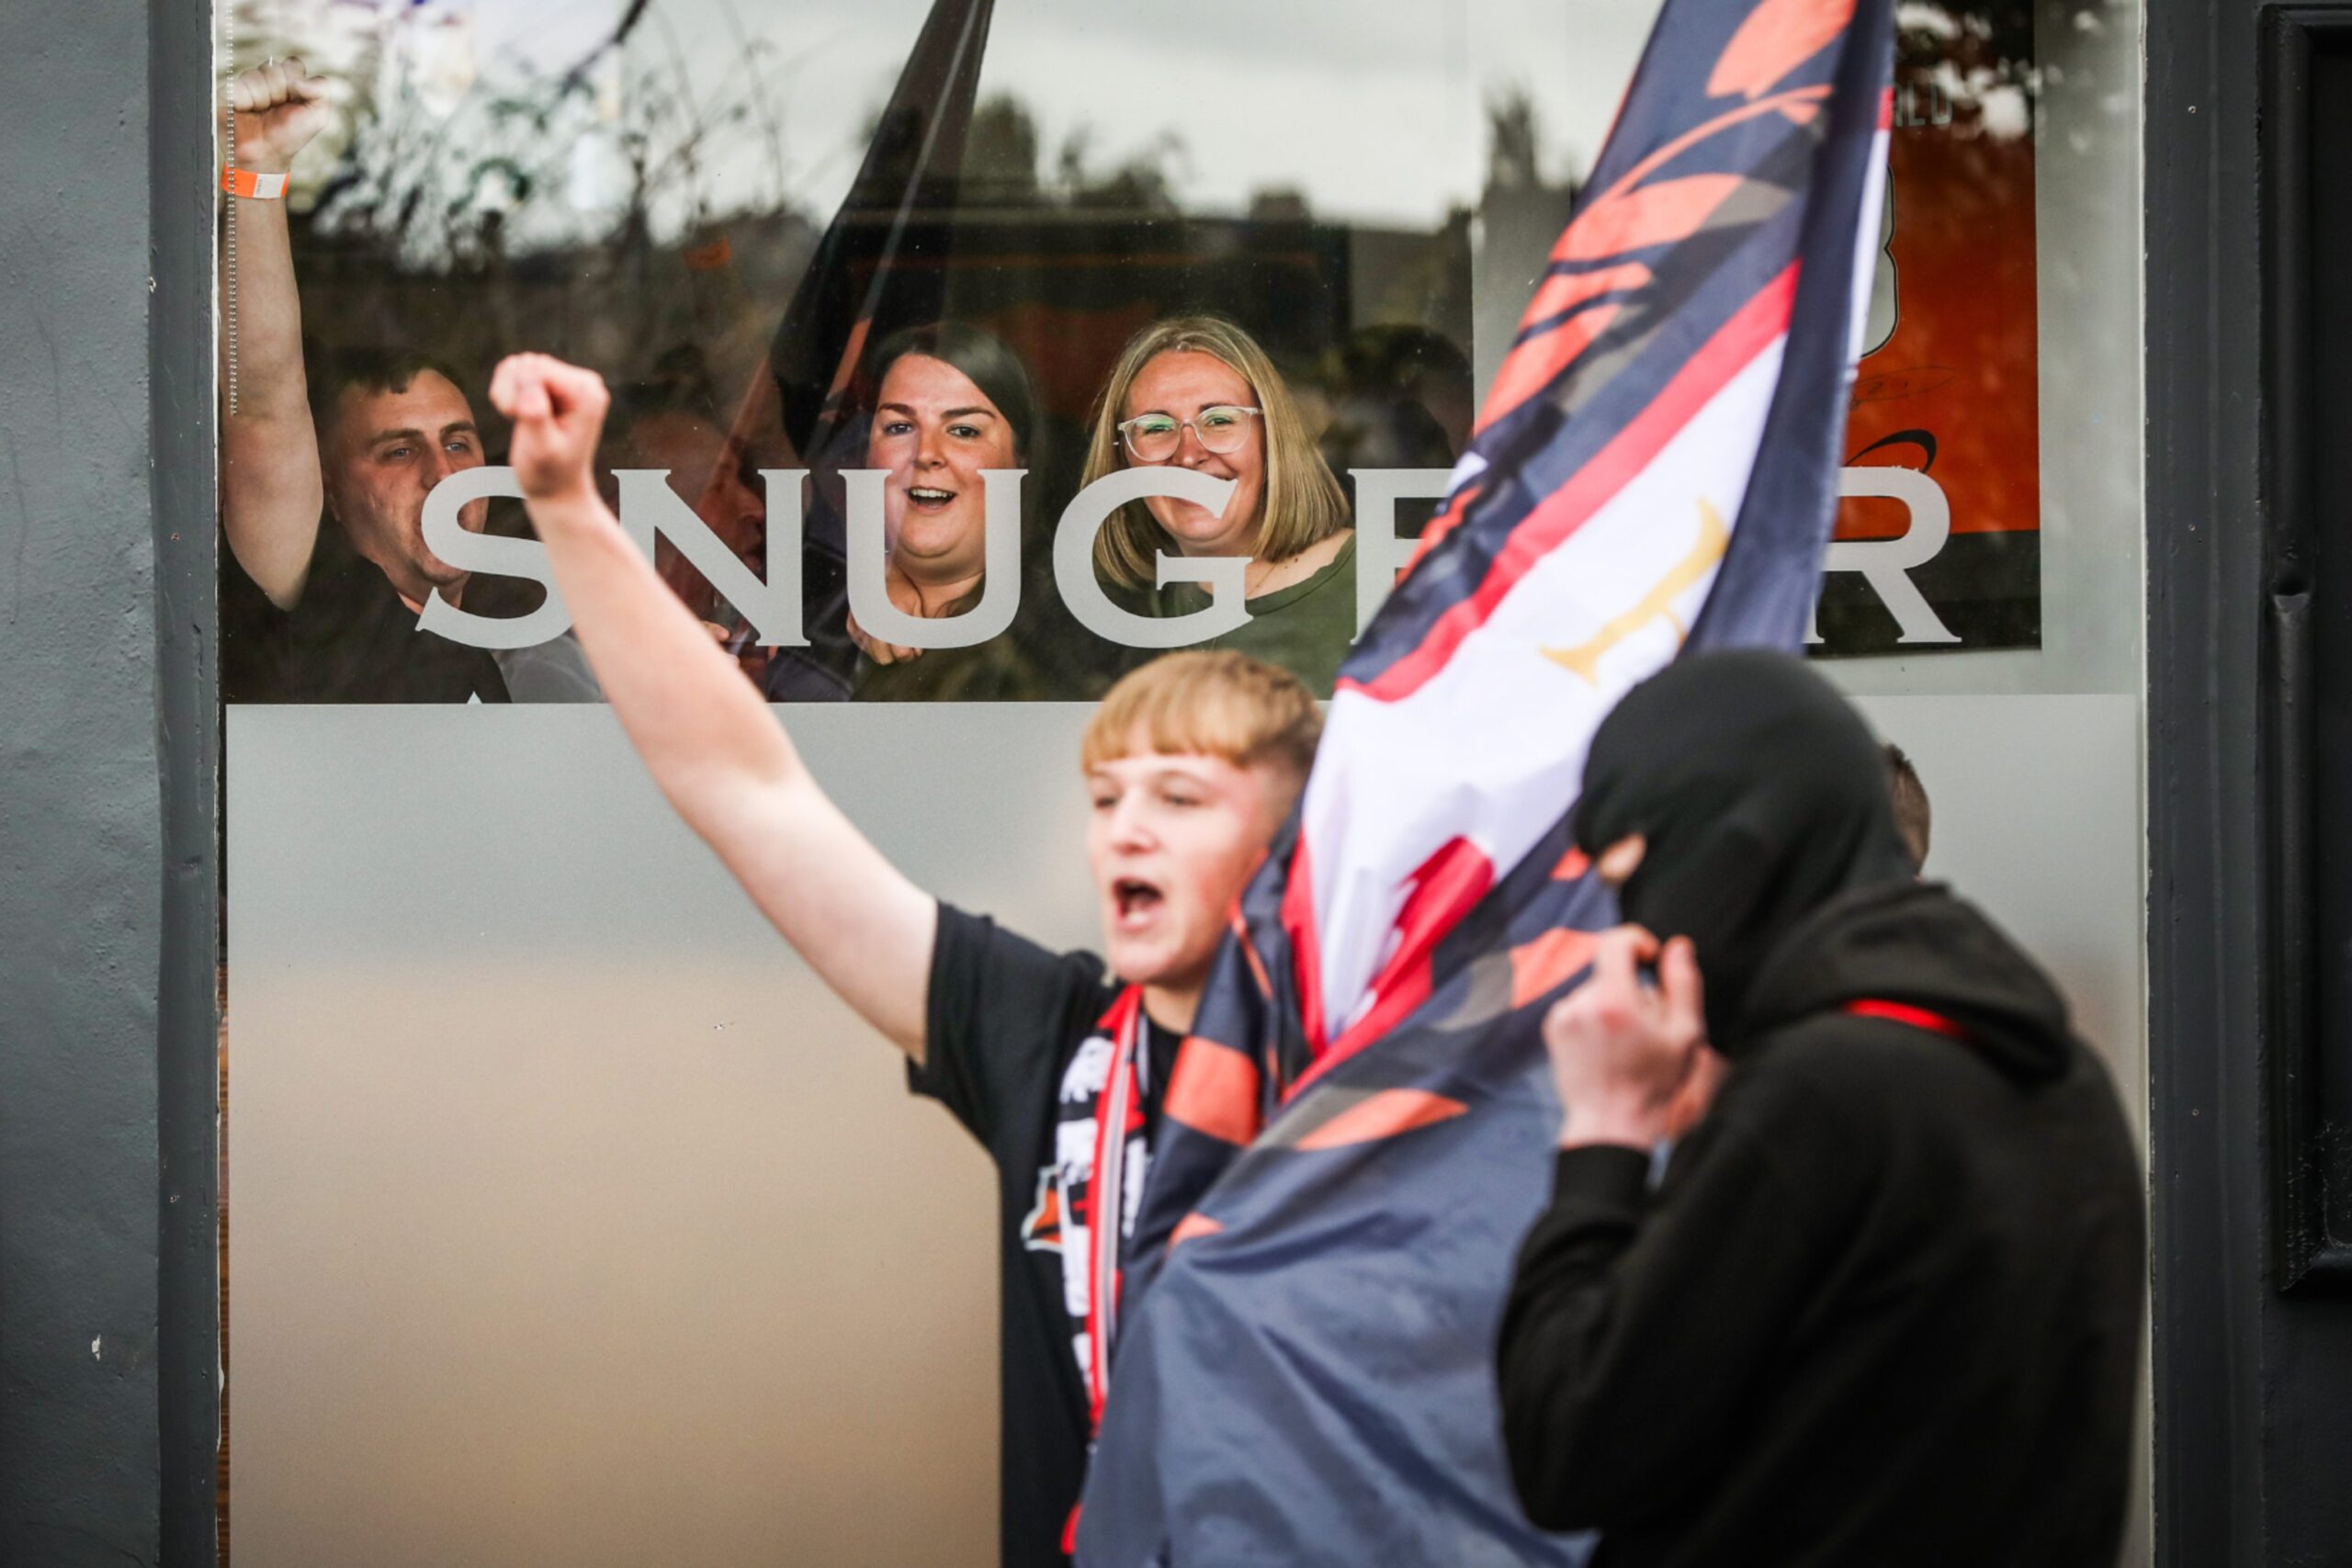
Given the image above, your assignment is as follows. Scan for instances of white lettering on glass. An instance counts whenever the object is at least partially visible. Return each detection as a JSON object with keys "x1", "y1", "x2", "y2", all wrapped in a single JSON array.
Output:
[
  {"x1": 418, "y1": 468, "x2": 807, "y2": 649},
  {"x1": 842, "y1": 468, "x2": 1023, "y2": 649},
  {"x1": 1051, "y1": 468, "x2": 1250, "y2": 649},
  {"x1": 1350, "y1": 468, "x2": 1453, "y2": 633},
  {"x1": 615, "y1": 469, "x2": 806, "y2": 648},
  {"x1": 417, "y1": 466, "x2": 573, "y2": 650},
  {"x1": 1807, "y1": 465, "x2": 1962, "y2": 646},
  {"x1": 416, "y1": 465, "x2": 1503, "y2": 653}
]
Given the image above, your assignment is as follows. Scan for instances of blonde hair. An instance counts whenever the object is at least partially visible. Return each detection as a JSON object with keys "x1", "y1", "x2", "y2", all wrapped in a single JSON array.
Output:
[
  {"x1": 1080, "y1": 650, "x2": 1322, "y2": 781},
  {"x1": 1082, "y1": 316, "x2": 1351, "y2": 593}
]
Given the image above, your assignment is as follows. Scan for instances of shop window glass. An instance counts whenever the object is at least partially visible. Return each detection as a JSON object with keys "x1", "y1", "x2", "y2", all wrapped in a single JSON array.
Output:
[{"x1": 219, "y1": 2, "x2": 2147, "y2": 1561}]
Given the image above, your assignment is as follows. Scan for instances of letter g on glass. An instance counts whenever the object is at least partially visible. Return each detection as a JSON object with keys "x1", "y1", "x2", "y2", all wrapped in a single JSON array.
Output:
[{"x1": 1053, "y1": 468, "x2": 1250, "y2": 649}]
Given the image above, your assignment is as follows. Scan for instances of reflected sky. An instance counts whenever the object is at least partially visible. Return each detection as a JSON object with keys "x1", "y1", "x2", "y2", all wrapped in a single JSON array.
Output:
[{"x1": 241, "y1": 0, "x2": 1664, "y2": 240}]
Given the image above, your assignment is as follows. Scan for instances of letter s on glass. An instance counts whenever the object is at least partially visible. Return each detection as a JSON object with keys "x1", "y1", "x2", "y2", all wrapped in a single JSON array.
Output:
[{"x1": 416, "y1": 466, "x2": 573, "y2": 650}]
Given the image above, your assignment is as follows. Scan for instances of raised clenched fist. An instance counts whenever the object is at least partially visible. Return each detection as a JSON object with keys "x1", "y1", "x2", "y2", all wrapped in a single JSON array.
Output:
[
  {"x1": 489, "y1": 354, "x2": 613, "y2": 505},
  {"x1": 227, "y1": 58, "x2": 333, "y2": 176}
]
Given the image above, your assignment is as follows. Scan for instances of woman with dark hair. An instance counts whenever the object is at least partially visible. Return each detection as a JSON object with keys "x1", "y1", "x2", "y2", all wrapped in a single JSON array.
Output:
[
  {"x1": 851, "y1": 322, "x2": 1050, "y2": 701},
  {"x1": 1080, "y1": 315, "x2": 1357, "y2": 695}
]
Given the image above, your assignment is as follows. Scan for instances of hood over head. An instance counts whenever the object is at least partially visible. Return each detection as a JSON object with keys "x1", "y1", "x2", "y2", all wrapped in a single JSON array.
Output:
[
  {"x1": 1741, "y1": 879, "x2": 2075, "y2": 1083},
  {"x1": 1574, "y1": 649, "x2": 1916, "y2": 1055}
]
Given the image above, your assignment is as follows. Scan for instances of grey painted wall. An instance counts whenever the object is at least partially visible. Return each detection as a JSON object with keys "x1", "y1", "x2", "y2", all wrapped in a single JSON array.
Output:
[{"x1": 0, "y1": 6, "x2": 215, "y2": 1566}]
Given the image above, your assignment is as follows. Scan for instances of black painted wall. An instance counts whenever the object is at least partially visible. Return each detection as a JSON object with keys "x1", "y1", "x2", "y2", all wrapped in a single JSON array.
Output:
[
  {"x1": 0, "y1": 6, "x2": 217, "y2": 1566},
  {"x1": 2147, "y1": 1, "x2": 2352, "y2": 1563}
]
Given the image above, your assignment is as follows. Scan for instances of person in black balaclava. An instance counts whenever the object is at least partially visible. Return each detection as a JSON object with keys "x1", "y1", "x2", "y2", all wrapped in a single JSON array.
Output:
[{"x1": 1495, "y1": 649, "x2": 2143, "y2": 1568}]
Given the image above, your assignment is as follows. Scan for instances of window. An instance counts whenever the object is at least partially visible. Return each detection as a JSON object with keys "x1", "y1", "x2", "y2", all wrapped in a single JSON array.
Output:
[{"x1": 218, "y1": 3, "x2": 2147, "y2": 1559}]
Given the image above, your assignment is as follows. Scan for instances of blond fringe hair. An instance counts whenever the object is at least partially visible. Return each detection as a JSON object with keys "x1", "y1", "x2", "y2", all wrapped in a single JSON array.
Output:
[
  {"x1": 1082, "y1": 316, "x2": 1351, "y2": 594},
  {"x1": 1080, "y1": 650, "x2": 1322, "y2": 781}
]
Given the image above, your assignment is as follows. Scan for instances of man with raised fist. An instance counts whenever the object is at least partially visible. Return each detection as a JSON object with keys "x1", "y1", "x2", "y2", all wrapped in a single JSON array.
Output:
[
  {"x1": 219, "y1": 58, "x2": 512, "y2": 703},
  {"x1": 484, "y1": 349, "x2": 1320, "y2": 1567}
]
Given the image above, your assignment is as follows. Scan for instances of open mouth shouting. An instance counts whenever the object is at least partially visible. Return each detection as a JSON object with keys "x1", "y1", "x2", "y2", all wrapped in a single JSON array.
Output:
[{"x1": 1112, "y1": 874, "x2": 1167, "y2": 932}]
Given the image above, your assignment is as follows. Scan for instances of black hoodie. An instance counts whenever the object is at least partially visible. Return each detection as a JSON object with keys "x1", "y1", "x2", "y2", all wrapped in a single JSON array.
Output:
[{"x1": 1497, "y1": 654, "x2": 2143, "y2": 1567}]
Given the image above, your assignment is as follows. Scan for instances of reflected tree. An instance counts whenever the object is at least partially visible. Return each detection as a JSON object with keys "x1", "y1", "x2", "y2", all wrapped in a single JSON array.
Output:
[{"x1": 1486, "y1": 87, "x2": 1549, "y2": 192}]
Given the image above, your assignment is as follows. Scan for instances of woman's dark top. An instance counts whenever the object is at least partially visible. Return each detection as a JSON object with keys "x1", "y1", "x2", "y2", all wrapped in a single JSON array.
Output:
[{"x1": 1148, "y1": 534, "x2": 1358, "y2": 696}]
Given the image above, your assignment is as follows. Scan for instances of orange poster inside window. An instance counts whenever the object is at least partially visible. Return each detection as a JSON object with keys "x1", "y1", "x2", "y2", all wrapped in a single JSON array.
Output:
[{"x1": 1816, "y1": 7, "x2": 2041, "y2": 656}]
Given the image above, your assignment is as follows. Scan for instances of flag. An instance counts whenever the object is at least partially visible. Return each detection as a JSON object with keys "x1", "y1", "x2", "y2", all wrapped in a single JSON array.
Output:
[
  {"x1": 690, "y1": 0, "x2": 995, "y2": 698},
  {"x1": 1077, "y1": 0, "x2": 1894, "y2": 1560}
]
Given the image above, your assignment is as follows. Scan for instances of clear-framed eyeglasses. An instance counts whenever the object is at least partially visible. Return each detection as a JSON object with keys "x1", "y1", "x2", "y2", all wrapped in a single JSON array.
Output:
[{"x1": 1116, "y1": 404, "x2": 1264, "y2": 464}]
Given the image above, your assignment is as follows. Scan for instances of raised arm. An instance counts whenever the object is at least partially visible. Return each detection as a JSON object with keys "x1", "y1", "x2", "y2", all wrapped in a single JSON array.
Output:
[
  {"x1": 489, "y1": 353, "x2": 937, "y2": 1057},
  {"x1": 220, "y1": 60, "x2": 332, "y2": 609}
]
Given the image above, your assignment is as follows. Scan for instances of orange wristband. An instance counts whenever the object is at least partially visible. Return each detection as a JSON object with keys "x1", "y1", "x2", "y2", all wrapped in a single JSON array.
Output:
[{"x1": 221, "y1": 166, "x2": 289, "y2": 199}]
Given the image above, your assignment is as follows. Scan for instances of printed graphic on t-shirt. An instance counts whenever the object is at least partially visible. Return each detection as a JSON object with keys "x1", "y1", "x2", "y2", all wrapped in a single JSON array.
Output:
[
  {"x1": 1019, "y1": 1169, "x2": 1062, "y2": 1254},
  {"x1": 1040, "y1": 1021, "x2": 1151, "y2": 1381}
]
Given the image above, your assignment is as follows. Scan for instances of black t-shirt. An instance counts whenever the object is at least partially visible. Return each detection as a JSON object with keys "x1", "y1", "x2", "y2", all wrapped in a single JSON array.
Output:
[
  {"x1": 221, "y1": 522, "x2": 511, "y2": 703},
  {"x1": 910, "y1": 904, "x2": 1181, "y2": 1568}
]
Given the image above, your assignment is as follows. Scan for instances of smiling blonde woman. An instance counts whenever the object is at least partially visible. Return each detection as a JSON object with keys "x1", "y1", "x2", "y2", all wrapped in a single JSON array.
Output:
[{"x1": 1082, "y1": 316, "x2": 1357, "y2": 694}]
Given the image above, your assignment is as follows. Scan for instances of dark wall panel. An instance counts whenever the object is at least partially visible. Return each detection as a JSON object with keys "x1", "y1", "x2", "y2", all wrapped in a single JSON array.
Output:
[
  {"x1": 0, "y1": 5, "x2": 211, "y2": 1565},
  {"x1": 151, "y1": 0, "x2": 222, "y2": 1559},
  {"x1": 2148, "y1": 1, "x2": 2352, "y2": 1562}
]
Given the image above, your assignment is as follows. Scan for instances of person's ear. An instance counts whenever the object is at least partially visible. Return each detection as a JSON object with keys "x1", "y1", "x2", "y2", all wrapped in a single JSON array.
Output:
[{"x1": 1596, "y1": 833, "x2": 1648, "y2": 886}]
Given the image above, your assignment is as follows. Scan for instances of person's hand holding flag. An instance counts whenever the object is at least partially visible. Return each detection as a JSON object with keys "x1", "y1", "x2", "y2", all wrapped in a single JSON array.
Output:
[{"x1": 1544, "y1": 928, "x2": 1707, "y2": 1152}]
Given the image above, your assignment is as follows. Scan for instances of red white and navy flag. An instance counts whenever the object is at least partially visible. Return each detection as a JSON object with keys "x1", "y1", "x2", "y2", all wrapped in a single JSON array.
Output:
[{"x1": 1079, "y1": 1, "x2": 1894, "y2": 1561}]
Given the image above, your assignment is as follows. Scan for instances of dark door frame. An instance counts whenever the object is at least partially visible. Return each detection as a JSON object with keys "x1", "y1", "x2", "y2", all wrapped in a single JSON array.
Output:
[
  {"x1": 2147, "y1": 1, "x2": 2352, "y2": 1562},
  {"x1": 2, "y1": 5, "x2": 219, "y2": 1564},
  {"x1": 154, "y1": 0, "x2": 222, "y2": 1562}
]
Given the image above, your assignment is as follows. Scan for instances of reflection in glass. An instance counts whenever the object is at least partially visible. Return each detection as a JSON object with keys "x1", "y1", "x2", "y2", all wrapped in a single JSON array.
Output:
[{"x1": 224, "y1": 0, "x2": 1483, "y2": 705}]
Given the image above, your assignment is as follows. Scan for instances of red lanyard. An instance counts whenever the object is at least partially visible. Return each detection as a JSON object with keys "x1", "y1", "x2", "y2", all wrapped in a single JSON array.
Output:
[
  {"x1": 1066, "y1": 989, "x2": 1149, "y2": 1557},
  {"x1": 1084, "y1": 987, "x2": 1147, "y2": 1431},
  {"x1": 1844, "y1": 998, "x2": 1969, "y2": 1041}
]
